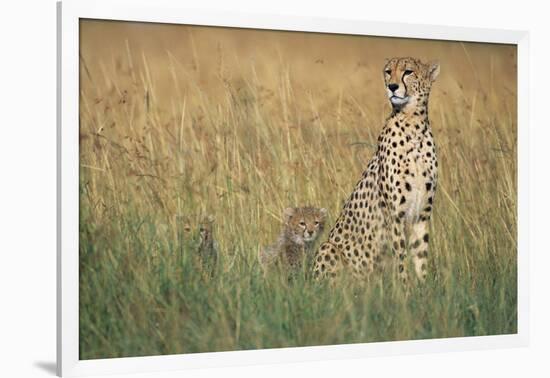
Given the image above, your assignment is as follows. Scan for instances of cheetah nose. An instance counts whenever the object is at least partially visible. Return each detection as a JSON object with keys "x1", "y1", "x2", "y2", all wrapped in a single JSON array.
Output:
[{"x1": 388, "y1": 83, "x2": 399, "y2": 92}]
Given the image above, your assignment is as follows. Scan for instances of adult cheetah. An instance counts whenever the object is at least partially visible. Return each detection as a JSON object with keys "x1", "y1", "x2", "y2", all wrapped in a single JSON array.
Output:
[{"x1": 313, "y1": 57, "x2": 440, "y2": 283}]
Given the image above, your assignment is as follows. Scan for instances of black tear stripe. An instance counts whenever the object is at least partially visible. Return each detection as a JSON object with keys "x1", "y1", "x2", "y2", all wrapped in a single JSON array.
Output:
[{"x1": 401, "y1": 70, "x2": 409, "y2": 96}]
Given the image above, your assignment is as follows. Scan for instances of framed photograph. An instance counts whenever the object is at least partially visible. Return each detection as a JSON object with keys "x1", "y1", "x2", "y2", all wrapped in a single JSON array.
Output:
[{"x1": 57, "y1": 0, "x2": 529, "y2": 376}]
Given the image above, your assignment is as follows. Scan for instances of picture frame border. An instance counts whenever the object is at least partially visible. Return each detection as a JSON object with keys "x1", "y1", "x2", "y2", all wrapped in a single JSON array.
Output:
[{"x1": 57, "y1": 0, "x2": 530, "y2": 376}]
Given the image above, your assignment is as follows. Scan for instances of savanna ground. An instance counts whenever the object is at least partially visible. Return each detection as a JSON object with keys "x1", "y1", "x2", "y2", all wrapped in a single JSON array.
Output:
[{"x1": 79, "y1": 20, "x2": 517, "y2": 359}]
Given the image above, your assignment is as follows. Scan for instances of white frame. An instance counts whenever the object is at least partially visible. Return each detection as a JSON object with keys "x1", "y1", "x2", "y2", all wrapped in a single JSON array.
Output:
[{"x1": 57, "y1": 0, "x2": 530, "y2": 376}]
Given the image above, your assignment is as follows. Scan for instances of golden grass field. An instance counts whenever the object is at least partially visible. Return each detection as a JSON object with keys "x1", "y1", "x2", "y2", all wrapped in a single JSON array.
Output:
[{"x1": 79, "y1": 19, "x2": 517, "y2": 359}]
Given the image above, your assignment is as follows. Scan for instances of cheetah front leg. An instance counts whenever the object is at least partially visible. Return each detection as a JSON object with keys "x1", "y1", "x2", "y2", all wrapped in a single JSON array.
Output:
[
  {"x1": 389, "y1": 218, "x2": 409, "y2": 285},
  {"x1": 312, "y1": 242, "x2": 342, "y2": 279},
  {"x1": 408, "y1": 219, "x2": 430, "y2": 282}
]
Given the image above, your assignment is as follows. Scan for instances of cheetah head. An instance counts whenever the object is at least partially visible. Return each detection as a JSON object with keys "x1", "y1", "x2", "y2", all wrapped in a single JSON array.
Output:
[
  {"x1": 283, "y1": 207, "x2": 328, "y2": 244},
  {"x1": 383, "y1": 57, "x2": 440, "y2": 111}
]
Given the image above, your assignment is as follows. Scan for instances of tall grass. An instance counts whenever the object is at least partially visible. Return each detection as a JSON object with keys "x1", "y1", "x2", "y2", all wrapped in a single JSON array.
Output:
[{"x1": 78, "y1": 21, "x2": 517, "y2": 359}]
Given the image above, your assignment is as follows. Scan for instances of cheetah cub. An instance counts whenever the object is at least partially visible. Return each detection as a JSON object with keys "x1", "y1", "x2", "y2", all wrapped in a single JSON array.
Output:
[
  {"x1": 198, "y1": 215, "x2": 219, "y2": 275},
  {"x1": 313, "y1": 57, "x2": 440, "y2": 283},
  {"x1": 259, "y1": 207, "x2": 327, "y2": 273}
]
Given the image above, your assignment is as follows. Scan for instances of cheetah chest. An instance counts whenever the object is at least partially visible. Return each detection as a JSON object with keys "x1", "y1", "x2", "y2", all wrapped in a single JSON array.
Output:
[{"x1": 402, "y1": 142, "x2": 437, "y2": 222}]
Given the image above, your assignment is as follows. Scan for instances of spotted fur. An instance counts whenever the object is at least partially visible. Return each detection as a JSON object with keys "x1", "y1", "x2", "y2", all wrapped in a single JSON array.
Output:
[
  {"x1": 313, "y1": 57, "x2": 440, "y2": 283},
  {"x1": 198, "y1": 215, "x2": 219, "y2": 276},
  {"x1": 259, "y1": 207, "x2": 327, "y2": 273}
]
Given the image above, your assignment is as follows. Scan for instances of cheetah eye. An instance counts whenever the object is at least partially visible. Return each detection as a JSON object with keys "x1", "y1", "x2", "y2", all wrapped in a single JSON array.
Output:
[
  {"x1": 314, "y1": 221, "x2": 320, "y2": 226},
  {"x1": 404, "y1": 70, "x2": 414, "y2": 76},
  {"x1": 299, "y1": 221, "x2": 306, "y2": 227},
  {"x1": 385, "y1": 69, "x2": 391, "y2": 75}
]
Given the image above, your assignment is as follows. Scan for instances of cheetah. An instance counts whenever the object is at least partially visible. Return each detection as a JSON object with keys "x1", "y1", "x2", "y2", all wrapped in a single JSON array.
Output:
[
  {"x1": 259, "y1": 207, "x2": 327, "y2": 274},
  {"x1": 313, "y1": 57, "x2": 440, "y2": 283},
  {"x1": 198, "y1": 215, "x2": 219, "y2": 275}
]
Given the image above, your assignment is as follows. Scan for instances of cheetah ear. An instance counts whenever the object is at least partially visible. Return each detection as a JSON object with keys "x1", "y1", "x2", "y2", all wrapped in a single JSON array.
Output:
[
  {"x1": 319, "y1": 208, "x2": 328, "y2": 219},
  {"x1": 428, "y1": 61, "x2": 440, "y2": 82},
  {"x1": 283, "y1": 207, "x2": 295, "y2": 223}
]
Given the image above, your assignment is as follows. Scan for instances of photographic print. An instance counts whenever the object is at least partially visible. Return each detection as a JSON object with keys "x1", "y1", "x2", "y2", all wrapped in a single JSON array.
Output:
[{"x1": 78, "y1": 19, "x2": 517, "y2": 359}]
